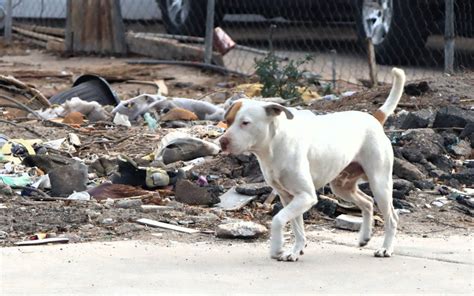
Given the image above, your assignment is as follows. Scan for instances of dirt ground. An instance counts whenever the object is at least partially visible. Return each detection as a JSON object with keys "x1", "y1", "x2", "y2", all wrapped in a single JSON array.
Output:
[{"x1": 0, "y1": 41, "x2": 472, "y2": 248}]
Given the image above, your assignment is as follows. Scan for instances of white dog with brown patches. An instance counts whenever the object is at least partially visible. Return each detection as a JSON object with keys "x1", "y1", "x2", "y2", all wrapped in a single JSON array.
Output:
[{"x1": 219, "y1": 68, "x2": 406, "y2": 261}]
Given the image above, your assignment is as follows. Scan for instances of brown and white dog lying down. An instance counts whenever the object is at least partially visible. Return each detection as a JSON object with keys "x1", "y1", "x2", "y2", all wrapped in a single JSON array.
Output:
[{"x1": 219, "y1": 68, "x2": 406, "y2": 261}]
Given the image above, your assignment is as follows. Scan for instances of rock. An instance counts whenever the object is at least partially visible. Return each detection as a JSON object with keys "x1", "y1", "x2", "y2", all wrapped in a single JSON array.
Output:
[
  {"x1": 49, "y1": 162, "x2": 88, "y2": 197},
  {"x1": 216, "y1": 221, "x2": 267, "y2": 239},
  {"x1": 115, "y1": 223, "x2": 143, "y2": 234},
  {"x1": 271, "y1": 202, "x2": 284, "y2": 217},
  {"x1": 400, "y1": 109, "x2": 433, "y2": 129},
  {"x1": 404, "y1": 81, "x2": 430, "y2": 96},
  {"x1": 392, "y1": 179, "x2": 415, "y2": 199},
  {"x1": 22, "y1": 154, "x2": 81, "y2": 173},
  {"x1": 430, "y1": 156, "x2": 454, "y2": 173},
  {"x1": 400, "y1": 147, "x2": 425, "y2": 163},
  {"x1": 235, "y1": 183, "x2": 272, "y2": 196},
  {"x1": 314, "y1": 196, "x2": 339, "y2": 217},
  {"x1": 393, "y1": 199, "x2": 415, "y2": 210},
  {"x1": 335, "y1": 214, "x2": 362, "y2": 231},
  {"x1": 433, "y1": 106, "x2": 474, "y2": 129},
  {"x1": 448, "y1": 140, "x2": 472, "y2": 157},
  {"x1": 0, "y1": 183, "x2": 13, "y2": 196},
  {"x1": 217, "y1": 187, "x2": 256, "y2": 210},
  {"x1": 101, "y1": 218, "x2": 115, "y2": 225},
  {"x1": 393, "y1": 158, "x2": 425, "y2": 181},
  {"x1": 432, "y1": 197, "x2": 449, "y2": 207},
  {"x1": 413, "y1": 180, "x2": 435, "y2": 190},
  {"x1": 0, "y1": 230, "x2": 8, "y2": 239},
  {"x1": 175, "y1": 179, "x2": 220, "y2": 206},
  {"x1": 88, "y1": 157, "x2": 117, "y2": 177},
  {"x1": 451, "y1": 168, "x2": 474, "y2": 186},
  {"x1": 114, "y1": 199, "x2": 143, "y2": 209},
  {"x1": 460, "y1": 122, "x2": 474, "y2": 147},
  {"x1": 400, "y1": 129, "x2": 444, "y2": 160}
]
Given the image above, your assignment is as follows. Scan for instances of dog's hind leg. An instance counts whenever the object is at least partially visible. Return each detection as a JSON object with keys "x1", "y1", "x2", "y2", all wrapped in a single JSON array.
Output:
[
  {"x1": 330, "y1": 182, "x2": 374, "y2": 247},
  {"x1": 368, "y1": 174, "x2": 399, "y2": 257}
]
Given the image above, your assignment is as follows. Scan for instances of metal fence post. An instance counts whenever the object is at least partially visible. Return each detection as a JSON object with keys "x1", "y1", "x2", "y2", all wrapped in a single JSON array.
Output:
[
  {"x1": 204, "y1": 0, "x2": 216, "y2": 64},
  {"x1": 4, "y1": 0, "x2": 12, "y2": 44},
  {"x1": 444, "y1": 0, "x2": 455, "y2": 73}
]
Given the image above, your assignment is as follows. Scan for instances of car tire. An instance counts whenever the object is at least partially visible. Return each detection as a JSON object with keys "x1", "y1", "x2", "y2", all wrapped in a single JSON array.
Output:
[
  {"x1": 356, "y1": 0, "x2": 429, "y2": 65},
  {"x1": 157, "y1": 0, "x2": 222, "y2": 36}
]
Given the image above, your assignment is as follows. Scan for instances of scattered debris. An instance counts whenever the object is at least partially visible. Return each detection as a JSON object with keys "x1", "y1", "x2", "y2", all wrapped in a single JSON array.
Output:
[
  {"x1": 136, "y1": 218, "x2": 199, "y2": 234},
  {"x1": 217, "y1": 187, "x2": 257, "y2": 211},
  {"x1": 335, "y1": 214, "x2": 362, "y2": 231},
  {"x1": 216, "y1": 220, "x2": 267, "y2": 239}
]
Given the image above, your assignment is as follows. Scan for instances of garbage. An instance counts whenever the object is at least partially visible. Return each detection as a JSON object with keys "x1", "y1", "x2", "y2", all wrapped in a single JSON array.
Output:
[
  {"x1": 145, "y1": 167, "x2": 169, "y2": 188},
  {"x1": 157, "y1": 136, "x2": 220, "y2": 165},
  {"x1": 48, "y1": 162, "x2": 88, "y2": 196},
  {"x1": 217, "y1": 187, "x2": 257, "y2": 211},
  {"x1": 49, "y1": 74, "x2": 120, "y2": 106},
  {"x1": 61, "y1": 97, "x2": 110, "y2": 122},
  {"x1": 174, "y1": 179, "x2": 220, "y2": 206},
  {"x1": 67, "y1": 191, "x2": 91, "y2": 200},
  {"x1": 215, "y1": 220, "x2": 267, "y2": 239},
  {"x1": 15, "y1": 235, "x2": 70, "y2": 246},
  {"x1": 160, "y1": 108, "x2": 199, "y2": 121},
  {"x1": 113, "y1": 112, "x2": 131, "y2": 127},
  {"x1": 0, "y1": 173, "x2": 33, "y2": 188},
  {"x1": 335, "y1": 214, "x2": 362, "y2": 231},
  {"x1": 136, "y1": 218, "x2": 199, "y2": 234},
  {"x1": 143, "y1": 112, "x2": 158, "y2": 131},
  {"x1": 87, "y1": 183, "x2": 161, "y2": 202},
  {"x1": 62, "y1": 111, "x2": 85, "y2": 125},
  {"x1": 404, "y1": 81, "x2": 430, "y2": 96},
  {"x1": 213, "y1": 27, "x2": 236, "y2": 55}
]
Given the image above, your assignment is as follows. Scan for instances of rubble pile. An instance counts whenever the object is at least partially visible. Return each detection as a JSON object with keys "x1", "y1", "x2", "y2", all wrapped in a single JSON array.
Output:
[{"x1": 1, "y1": 68, "x2": 473, "y2": 247}]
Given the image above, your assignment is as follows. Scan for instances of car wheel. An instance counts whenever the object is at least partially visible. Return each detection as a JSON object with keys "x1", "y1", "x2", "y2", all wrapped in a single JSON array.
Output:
[
  {"x1": 157, "y1": 0, "x2": 221, "y2": 36},
  {"x1": 356, "y1": 0, "x2": 429, "y2": 65}
]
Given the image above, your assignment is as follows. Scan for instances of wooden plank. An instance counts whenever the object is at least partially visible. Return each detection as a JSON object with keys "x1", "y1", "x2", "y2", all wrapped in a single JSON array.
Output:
[
  {"x1": 12, "y1": 26, "x2": 64, "y2": 43},
  {"x1": 126, "y1": 33, "x2": 224, "y2": 66},
  {"x1": 15, "y1": 237, "x2": 70, "y2": 246},
  {"x1": 17, "y1": 24, "x2": 65, "y2": 37},
  {"x1": 136, "y1": 218, "x2": 199, "y2": 234},
  {"x1": 110, "y1": 0, "x2": 127, "y2": 54}
]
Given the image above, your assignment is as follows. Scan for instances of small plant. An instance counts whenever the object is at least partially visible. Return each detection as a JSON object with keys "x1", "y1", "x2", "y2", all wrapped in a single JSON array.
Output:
[{"x1": 254, "y1": 53, "x2": 313, "y2": 101}]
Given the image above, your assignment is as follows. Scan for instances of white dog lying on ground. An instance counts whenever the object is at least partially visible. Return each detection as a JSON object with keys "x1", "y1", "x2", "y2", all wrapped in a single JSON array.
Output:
[{"x1": 219, "y1": 68, "x2": 406, "y2": 261}]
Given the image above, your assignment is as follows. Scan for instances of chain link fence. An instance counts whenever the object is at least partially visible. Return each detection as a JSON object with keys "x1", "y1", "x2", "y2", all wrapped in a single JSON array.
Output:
[{"x1": 3, "y1": 0, "x2": 474, "y2": 84}]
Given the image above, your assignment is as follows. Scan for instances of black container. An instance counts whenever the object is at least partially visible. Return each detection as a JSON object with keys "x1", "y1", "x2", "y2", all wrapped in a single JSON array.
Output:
[{"x1": 49, "y1": 74, "x2": 120, "y2": 106}]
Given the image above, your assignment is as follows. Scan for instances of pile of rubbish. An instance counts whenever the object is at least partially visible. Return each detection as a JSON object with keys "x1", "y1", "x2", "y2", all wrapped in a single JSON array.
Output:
[{"x1": 0, "y1": 74, "x2": 472, "y2": 247}]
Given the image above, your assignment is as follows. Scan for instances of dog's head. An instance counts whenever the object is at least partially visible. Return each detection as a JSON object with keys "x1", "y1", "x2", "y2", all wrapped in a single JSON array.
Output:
[{"x1": 219, "y1": 99, "x2": 294, "y2": 154}]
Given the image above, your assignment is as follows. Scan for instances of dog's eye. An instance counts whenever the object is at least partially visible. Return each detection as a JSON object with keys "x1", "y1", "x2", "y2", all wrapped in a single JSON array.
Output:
[{"x1": 241, "y1": 121, "x2": 250, "y2": 126}]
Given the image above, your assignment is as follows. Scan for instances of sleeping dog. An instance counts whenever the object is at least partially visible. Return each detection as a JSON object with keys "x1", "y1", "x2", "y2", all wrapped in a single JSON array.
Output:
[{"x1": 219, "y1": 68, "x2": 406, "y2": 261}]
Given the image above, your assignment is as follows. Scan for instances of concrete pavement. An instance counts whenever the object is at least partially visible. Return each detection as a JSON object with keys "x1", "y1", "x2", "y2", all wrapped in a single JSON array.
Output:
[{"x1": 1, "y1": 232, "x2": 473, "y2": 295}]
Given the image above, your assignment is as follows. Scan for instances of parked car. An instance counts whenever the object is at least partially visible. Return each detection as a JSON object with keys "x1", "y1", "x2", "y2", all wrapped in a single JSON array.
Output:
[{"x1": 157, "y1": 0, "x2": 473, "y2": 65}]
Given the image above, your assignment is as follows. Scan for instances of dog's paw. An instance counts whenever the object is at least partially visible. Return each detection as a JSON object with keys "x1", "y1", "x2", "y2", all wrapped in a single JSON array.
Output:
[
  {"x1": 277, "y1": 249, "x2": 300, "y2": 262},
  {"x1": 359, "y1": 236, "x2": 371, "y2": 247},
  {"x1": 374, "y1": 248, "x2": 393, "y2": 257},
  {"x1": 270, "y1": 250, "x2": 283, "y2": 260}
]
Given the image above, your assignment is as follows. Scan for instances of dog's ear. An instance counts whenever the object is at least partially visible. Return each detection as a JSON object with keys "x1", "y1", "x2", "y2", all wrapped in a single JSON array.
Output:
[{"x1": 264, "y1": 104, "x2": 294, "y2": 120}]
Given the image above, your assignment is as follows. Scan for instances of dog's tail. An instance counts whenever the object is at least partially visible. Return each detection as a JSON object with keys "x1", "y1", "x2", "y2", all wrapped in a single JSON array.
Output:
[{"x1": 373, "y1": 68, "x2": 406, "y2": 125}]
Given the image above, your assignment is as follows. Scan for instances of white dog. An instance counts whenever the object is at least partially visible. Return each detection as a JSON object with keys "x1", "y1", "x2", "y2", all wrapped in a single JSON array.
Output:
[{"x1": 219, "y1": 68, "x2": 406, "y2": 261}]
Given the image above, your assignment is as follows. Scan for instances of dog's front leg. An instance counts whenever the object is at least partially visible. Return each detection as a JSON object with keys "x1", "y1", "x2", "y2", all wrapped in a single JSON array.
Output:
[{"x1": 270, "y1": 192, "x2": 317, "y2": 262}]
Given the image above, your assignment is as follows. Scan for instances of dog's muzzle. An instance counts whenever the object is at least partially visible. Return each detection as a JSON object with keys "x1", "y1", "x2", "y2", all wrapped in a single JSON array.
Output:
[{"x1": 219, "y1": 136, "x2": 230, "y2": 152}]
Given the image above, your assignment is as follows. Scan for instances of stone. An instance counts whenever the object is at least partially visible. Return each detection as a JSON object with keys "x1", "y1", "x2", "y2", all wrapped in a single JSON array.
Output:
[
  {"x1": 448, "y1": 140, "x2": 472, "y2": 157},
  {"x1": 392, "y1": 179, "x2": 415, "y2": 199},
  {"x1": 335, "y1": 214, "x2": 362, "y2": 231},
  {"x1": 49, "y1": 162, "x2": 88, "y2": 197},
  {"x1": 114, "y1": 199, "x2": 143, "y2": 209},
  {"x1": 400, "y1": 109, "x2": 433, "y2": 129},
  {"x1": 451, "y1": 168, "x2": 474, "y2": 186},
  {"x1": 430, "y1": 156, "x2": 454, "y2": 173},
  {"x1": 433, "y1": 106, "x2": 474, "y2": 129},
  {"x1": 175, "y1": 179, "x2": 220, "y2": 206},
  {"x1": 393, "y1": 158, "x2": 425, "y2": 181},
  {"x1": 393, "y1": 199, "x2": 415, "y2": 210},
  {"x1": 216, "y1": 221, "x2": 267, "y2": 239},
  {"x1": 400, "y1": 147, "x2": 425, "y2": 163},
  {"x1": 460, "y1": 122, "x2": 474, "y2": 147},
  {"x1": 0, "y1": 183, "x2": 13, "y2": 196},
  {"x1": 404, "y1": 81, "x2": 430, "y2": 96},
  {"x1": 235, "y1": 183, "x2": 273, "y2": 196},
  {"x1": 217, "y1": 187, "x2": 256, "y2": 210},
  {"x1": 400, "y1": 129, "x2": 444, "y2": 161},
  {"x1": 413, "y1": 180, "x2": 435, "y2": 190},
  {"x1": 314, "y1": 196, "x2": 339, "y2": 217},
  {"x1": 0, "y1": 230, "x2": 7, "y2": 239}
]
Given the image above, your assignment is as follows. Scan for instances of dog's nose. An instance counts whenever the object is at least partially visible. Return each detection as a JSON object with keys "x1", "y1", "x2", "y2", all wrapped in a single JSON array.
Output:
[{"x1": 219, "y1": 137, "x2": 230, "y2": 151}]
